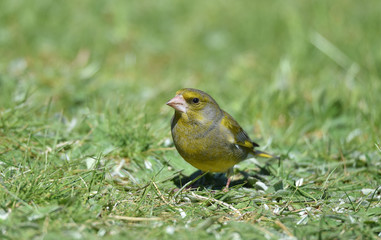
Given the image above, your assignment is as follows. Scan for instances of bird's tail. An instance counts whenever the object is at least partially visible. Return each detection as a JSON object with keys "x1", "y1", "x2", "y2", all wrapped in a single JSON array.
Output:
[{"x1": 253, "y1": 150, "x2": 279, "y2": 159}]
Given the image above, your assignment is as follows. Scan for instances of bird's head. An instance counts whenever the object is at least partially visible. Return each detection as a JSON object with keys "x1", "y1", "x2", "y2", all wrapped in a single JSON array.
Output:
[{"x1": 166, "y1": 88, "x2": 222, "y2": 123}]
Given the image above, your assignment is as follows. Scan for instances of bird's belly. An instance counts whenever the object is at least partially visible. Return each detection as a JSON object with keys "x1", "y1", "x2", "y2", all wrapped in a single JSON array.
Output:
[
  {"x1": 186, "y1": 156, "x2": 239, "y2": 173},
  {"x1": 173, "y1": 135, "x2": 247, "y2": 173}
]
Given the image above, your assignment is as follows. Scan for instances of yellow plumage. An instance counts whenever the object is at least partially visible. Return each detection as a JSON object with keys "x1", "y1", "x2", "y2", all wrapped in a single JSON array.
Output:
[{"x1": 167, "y1": 88, "x2": 277, "y2": 189}]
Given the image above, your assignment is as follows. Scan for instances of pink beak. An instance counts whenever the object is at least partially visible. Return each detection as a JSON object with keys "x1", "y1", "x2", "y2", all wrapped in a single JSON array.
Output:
[{"x1": 166, "y1": 94, "x2": 187, "y2": 113}]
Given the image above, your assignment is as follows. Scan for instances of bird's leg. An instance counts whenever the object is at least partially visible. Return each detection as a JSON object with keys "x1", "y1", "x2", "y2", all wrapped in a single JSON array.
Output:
[
  {"x1": 223, "y1": 178, "x2": 232, "y2": 192},
  {"x1": 223, "y1": 168, "x2": 234, "y2": 192}
]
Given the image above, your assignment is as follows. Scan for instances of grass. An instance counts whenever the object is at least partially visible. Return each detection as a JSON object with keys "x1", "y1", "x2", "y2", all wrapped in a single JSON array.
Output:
[{"x1": 1, "y1": 0, "x2": 381, "y2": 239}]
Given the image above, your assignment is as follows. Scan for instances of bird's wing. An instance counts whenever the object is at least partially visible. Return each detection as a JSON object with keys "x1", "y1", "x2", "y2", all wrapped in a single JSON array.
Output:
[{"x1": 220, "y1": 111, "x2": 259, "y2": 149}]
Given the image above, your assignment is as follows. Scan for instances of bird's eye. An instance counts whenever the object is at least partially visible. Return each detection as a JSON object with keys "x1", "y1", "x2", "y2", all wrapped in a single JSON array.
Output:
[{"x1": 192, "y1": 98, "x2": 199, "y2": 103}]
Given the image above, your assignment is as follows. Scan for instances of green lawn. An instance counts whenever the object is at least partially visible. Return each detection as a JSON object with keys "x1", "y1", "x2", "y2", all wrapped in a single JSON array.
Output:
[{"x1": 1, "y1": 1, "x2": 380, "y2": 239}]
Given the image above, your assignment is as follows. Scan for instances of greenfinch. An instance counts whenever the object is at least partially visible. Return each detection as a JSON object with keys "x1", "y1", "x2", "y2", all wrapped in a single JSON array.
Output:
[{"x1": 166, "y1": 88, "x2": 277, "y2": 190}]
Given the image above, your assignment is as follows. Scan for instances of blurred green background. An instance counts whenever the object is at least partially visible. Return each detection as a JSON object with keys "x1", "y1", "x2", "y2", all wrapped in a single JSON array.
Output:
[
  {"x1": 2, "y1": 0, "x2": 380, "y2": 144},
  {"x1": 2, "y1": 0, "x2": 380, "y2": 112},
  {"x1": 1, "y1": 0, "x2": 381, "y2": 239}
]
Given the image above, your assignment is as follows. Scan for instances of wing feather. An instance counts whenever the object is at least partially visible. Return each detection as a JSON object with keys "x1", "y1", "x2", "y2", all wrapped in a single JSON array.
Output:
[{"x1": 220, "y1": 111, "x2": 259, "y2": 149}]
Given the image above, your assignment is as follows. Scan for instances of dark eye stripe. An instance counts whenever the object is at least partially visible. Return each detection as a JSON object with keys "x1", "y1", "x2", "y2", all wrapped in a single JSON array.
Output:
[{"x1": 192, "y1": 98, "x2": 199, "y2": 103}]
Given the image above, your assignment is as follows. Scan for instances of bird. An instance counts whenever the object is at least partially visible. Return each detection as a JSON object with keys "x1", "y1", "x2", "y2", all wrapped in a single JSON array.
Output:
[{"x1": 166, "y1": 88, "x2": 277, "y2": 191}]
